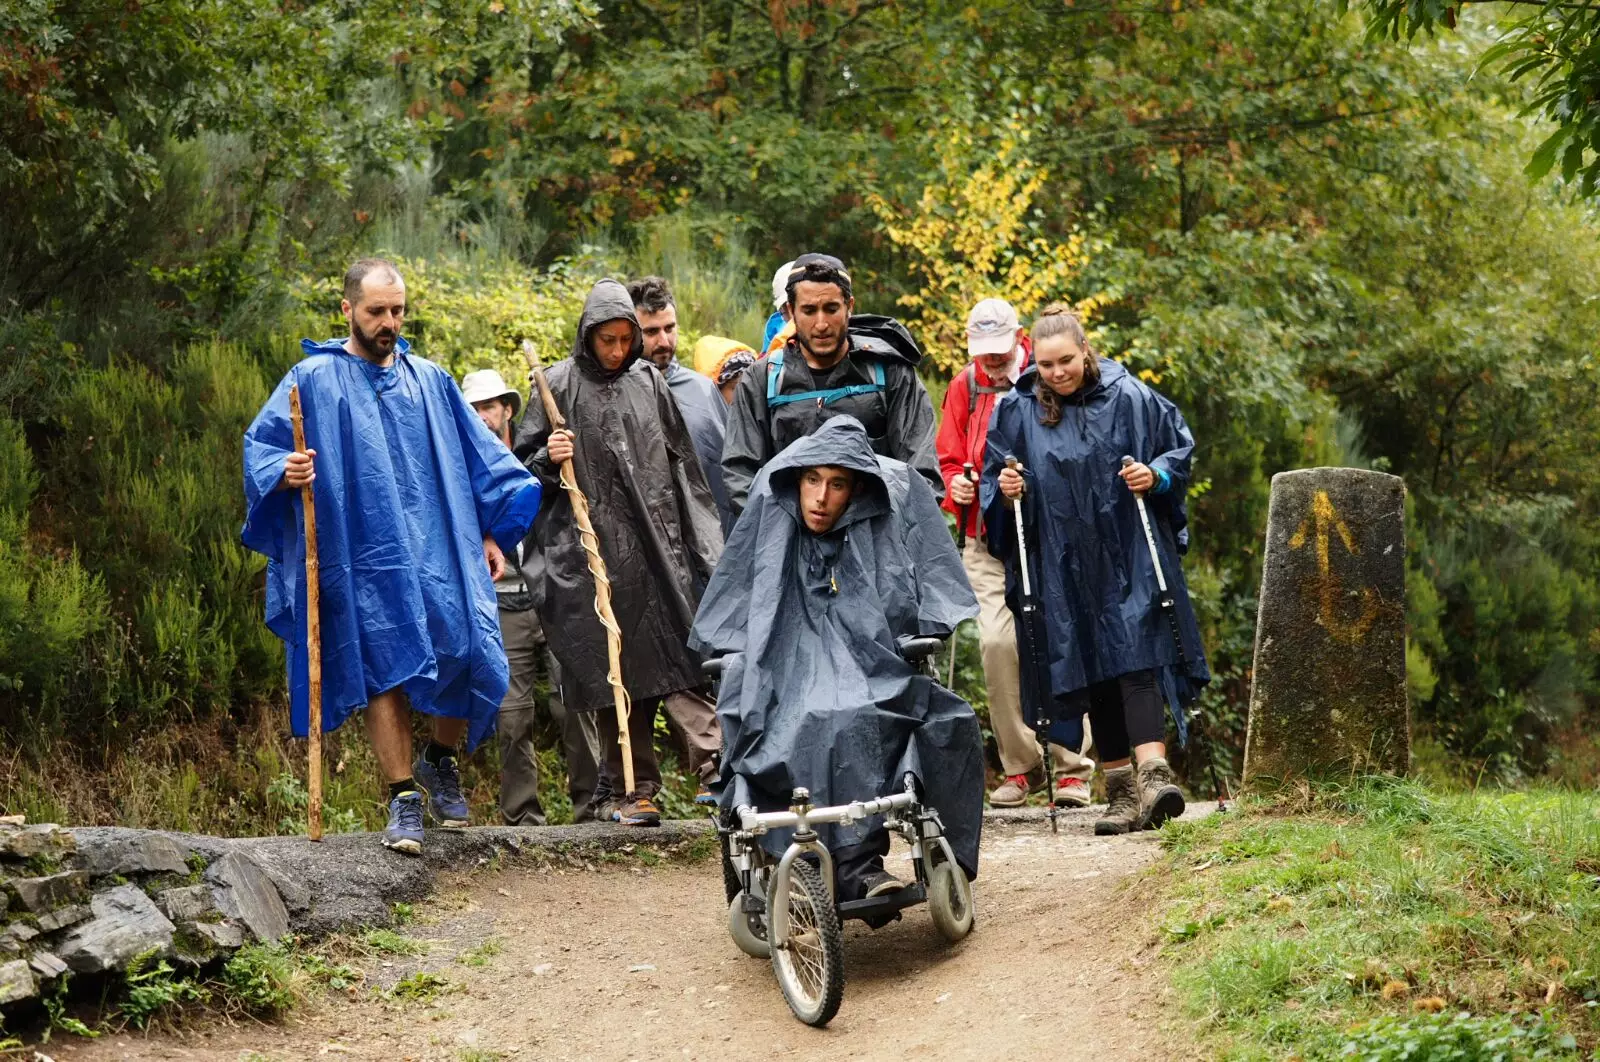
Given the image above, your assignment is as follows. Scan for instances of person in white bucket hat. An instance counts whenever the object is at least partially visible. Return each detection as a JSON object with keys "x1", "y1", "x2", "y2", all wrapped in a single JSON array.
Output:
[{"x1": 460, "y1": 367, "x2": 603, "y2": 825}]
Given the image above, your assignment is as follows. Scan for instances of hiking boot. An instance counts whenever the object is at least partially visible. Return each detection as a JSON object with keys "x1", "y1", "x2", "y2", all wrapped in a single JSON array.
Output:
[
  {"x1": 1053, "y1": 776, "x2": 1091, "y2": 808},
  {"x1": 861, "y1": 870, "x2": 907, "y2": 898},
  {"x1": 1137, "y1": 757, "x2": 1185, "y2": 830},
  {"x1": 694, "y1": 783, "x2": 718, "y2": 807},
  {"x1": 382, "y1": 790, "x2": 425, "y2": 855},
  {"x1": 615, "y1": 793, "x2": 662, "y2": 827},
  {"x1": 1093, "y1": 765, "x2": 1140, "y2": 836},
  {"x1": 592, "y1": 775, "x2": 617, "y2": 824},
  {"x1": 989, "y1": 767, "x2": 1044, "y2": 808},
  {"x1": 413, "y1": 753, "x2": 469, "y2": 828}
]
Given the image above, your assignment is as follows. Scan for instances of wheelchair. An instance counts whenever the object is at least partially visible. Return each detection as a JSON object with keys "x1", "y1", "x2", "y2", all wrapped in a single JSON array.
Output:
[{"x1": 702, "y1": 636, "x2": 976, "y2": 1027}]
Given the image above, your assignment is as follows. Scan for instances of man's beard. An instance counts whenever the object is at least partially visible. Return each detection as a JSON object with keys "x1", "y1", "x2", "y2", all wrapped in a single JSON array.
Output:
[
  {"x1": 352, "y1": 320, "x2": 399, "y2": 362},
  {"x1": 796, "y1": 326, "x2": 847, "y2": 365},
  {"x1": 646, "y1": 343, "x2": 675, "y2": 370}
]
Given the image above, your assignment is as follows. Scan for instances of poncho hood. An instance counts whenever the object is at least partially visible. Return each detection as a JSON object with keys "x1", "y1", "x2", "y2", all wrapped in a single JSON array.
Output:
[
  {"x1": 761, "y1": 416, "x2": 891, "y2": 534},
  {"x1": 572, "y1": 279, "x2": 642, "y2": 381}
]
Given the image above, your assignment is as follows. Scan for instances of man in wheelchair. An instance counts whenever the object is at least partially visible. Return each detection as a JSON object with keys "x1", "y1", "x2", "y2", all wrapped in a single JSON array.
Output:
[{"x1": 690, "y1": 415, "x2": 984, "y2": 903}]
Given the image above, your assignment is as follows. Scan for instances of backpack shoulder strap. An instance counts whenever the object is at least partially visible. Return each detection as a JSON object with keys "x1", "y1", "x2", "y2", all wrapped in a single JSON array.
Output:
[{"x1": 766, "y1": 352, "x2": 888, "y2": 409}]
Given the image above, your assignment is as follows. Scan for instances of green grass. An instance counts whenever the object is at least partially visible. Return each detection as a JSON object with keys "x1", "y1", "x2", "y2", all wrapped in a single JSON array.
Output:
[
  {"x1": 1152, "y1": 778, "x2": 1600, "y2": 1060},
  {"x1": 456, "y1": 937, "x2": 503, "y2": 968},
  {"x1": 357, "y1": 928, "x2": 428, "y2": 957},
  {"x1": 379, "y1": 970, "x2": 455, "y2": 1007}
]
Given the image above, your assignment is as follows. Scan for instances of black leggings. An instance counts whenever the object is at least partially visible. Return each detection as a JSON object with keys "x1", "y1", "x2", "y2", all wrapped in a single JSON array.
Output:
[{"x1": 1064, "y1": 669, "x2": 1165, "y2": 762}]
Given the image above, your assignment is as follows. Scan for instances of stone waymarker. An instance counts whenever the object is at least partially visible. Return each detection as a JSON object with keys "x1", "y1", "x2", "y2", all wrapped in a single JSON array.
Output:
[{"x1": 1243, "y1": 467, "x2": 1409, "y2": 784}]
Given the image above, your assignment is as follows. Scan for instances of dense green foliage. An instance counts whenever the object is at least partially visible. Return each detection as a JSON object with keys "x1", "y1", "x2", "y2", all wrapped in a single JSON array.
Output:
[
  {"x1": 2, "y1": 0, "x2": 1598, "y2": 827},
  {"x1": 1353, "y1": 0, "x2": 1600, "y2": 193},
  {"x1": 1157, "y1": 779, "x2": 1600, "y2": 1057}
]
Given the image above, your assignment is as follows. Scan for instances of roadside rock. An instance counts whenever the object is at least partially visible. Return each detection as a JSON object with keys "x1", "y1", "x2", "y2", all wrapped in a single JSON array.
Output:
[
  {"x1": 205, "y1": 852, "x2": 289, "y2": 943},
  {"x1": 1243, "y1": 467, "x2": 1409, "y2": 783},
  {"x1": 53, "y1": 884, "x2": 176, "y2": 974},
  {"x1": 71, "y1": 831, "x2": 190, "y2": 878},
  {"x1": 4, "y1": 871, "x2": 90, "y2": 915},
  {"x1": 35, "y1": 903, "x2": 89, "y2": 933},
  {"x1": 0, "y1": 959, "x2": 34, "y2": 1005},
  {"x1": 29, "y1": 952, "x2": 68, "y2": 981},
  {"x1": 0, "y1": 824, "x2": 75, "y2": 861},
  {"x1": 155, "y1": 885, "x2": 218, "y2": 924}
]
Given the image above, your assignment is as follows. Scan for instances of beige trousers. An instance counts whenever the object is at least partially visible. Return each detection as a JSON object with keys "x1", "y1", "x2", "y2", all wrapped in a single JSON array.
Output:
[{"x1": 964, "y1": 539, "x2": 1094, "y2": 781}]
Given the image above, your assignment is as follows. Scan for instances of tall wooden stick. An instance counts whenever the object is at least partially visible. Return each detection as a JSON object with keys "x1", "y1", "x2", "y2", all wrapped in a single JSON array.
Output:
[
  {"x1": 521, "y1": 341, "x2": 636, "y2": 797},
  {"x1": 288, "y1": 385, "x2": 324, "y2": 842}
]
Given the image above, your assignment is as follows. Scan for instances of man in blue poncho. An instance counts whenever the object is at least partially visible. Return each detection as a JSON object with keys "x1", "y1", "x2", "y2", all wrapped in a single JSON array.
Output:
[{"x1": 242, "y1": 258, "x2": 541, "y2": 855}]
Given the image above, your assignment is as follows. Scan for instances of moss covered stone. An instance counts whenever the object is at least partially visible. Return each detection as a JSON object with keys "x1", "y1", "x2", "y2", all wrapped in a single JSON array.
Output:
[{"x1": 1243, "y1": 468, "x2": 1409, "y2": 785}]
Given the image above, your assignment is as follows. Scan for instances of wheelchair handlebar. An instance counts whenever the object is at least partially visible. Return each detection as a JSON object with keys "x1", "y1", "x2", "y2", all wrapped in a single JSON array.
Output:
[{"x1": 896, "y1": 636, "x2": 946, "y2": 662}]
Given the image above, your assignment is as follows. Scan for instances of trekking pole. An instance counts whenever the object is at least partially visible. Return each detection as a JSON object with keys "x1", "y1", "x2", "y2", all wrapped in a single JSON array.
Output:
[
  {"x1": 1120, "y1": 456, "x2": 1228, "y2": 811},
  {"x1": 523, "y1": 340, "x2": 635, "y2": 799},
  {"x1": 947, "y1": 463, "x2": 976, "y2": 689},
  {"x1": 288, "y1": 385, "x2": 323, "y2": 842},
  {"x1": 1006, "y1": 457, "x2": 1057, "y2": 834}
]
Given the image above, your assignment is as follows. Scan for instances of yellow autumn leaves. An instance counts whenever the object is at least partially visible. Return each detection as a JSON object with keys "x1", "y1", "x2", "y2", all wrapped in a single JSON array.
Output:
[{"x1": 869, "y1": 122, "x2": 1102, "y2": 374}]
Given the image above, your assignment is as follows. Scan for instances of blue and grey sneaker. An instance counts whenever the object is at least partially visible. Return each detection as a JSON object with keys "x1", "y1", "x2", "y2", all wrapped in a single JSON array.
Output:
[
  {"x1": 382, "y1": 790, "x2": 425, "y2": 855},
  {"x1": 413, "y1": 753, "x2": 470, "y2": 828}
]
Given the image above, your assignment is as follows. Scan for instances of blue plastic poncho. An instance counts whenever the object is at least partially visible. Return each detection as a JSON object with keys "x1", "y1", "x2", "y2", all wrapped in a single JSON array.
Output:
[
  {"x1": 981, "y1": 358, "x2": 1209, "y2": 737},
  {"x1": 692, "y1": 416, "x2": 984, "y2": 878},
  {"x1": 242, "y1": 338, "x2": 542, "y2": 750}
]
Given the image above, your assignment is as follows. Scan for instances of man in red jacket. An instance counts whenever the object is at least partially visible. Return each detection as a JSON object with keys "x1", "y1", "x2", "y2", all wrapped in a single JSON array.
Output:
[{"x1": 936, "y1": 297, "x2": 1095, "y2": 809}]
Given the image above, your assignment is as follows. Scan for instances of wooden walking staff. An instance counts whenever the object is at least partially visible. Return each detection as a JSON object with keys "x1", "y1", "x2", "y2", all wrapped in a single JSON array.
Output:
[
  {"x1": 521, "y1": 340, "x2": 636, "y2": 797},
  {"x1": 288, "y1": 385, "x2": 324, "y2": 842}
]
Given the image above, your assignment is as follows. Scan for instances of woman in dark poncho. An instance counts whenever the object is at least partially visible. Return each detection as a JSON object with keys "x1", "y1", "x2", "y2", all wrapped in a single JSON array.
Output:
[{"x1": 981, "y1": 305, "x2": 1209, "y2": 835}]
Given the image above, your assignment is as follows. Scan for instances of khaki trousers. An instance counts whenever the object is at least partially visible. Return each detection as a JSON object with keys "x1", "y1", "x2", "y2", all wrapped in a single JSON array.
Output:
[{"x1": 964, "y1": 539, "x2": 1094, "y2": 781}]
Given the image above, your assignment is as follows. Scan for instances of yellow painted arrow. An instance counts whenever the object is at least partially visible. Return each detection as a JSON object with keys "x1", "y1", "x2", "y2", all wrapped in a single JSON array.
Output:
[{"x1": 1287, "y1": 489, "x2": 1379, "y2": 645}]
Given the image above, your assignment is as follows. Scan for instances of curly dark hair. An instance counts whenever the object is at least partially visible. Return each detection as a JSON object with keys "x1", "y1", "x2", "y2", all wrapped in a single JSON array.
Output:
[
  {"x1": 626, "y1": 275, "x2": 674, "y2": 314},
  {"x1": 1031, "y1": 303, "x2": 1099, "y2": 428}
]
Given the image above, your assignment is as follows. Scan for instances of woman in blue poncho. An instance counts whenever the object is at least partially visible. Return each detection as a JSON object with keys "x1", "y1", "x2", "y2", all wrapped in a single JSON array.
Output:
[{"x1": 981, "y1": 304, "x2": 1210, "y2": 836}]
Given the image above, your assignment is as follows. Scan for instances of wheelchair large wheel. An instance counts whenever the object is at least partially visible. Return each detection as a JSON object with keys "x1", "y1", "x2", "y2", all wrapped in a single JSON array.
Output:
[
  {"x1": 727, "y1": 891, "x2": 772, "y2": 958},
  {"x1": 769, "y1": 860, "x2": 844, "y2": 1027},
  {"x1": 926, "y1": 844, "x2": 975, "y2": 943}
]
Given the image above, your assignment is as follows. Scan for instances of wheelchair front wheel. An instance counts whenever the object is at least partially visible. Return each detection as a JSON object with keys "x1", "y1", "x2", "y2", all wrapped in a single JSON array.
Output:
[
  {"x1": 769, "y1": 859, "x2": 845, "y2": 1027},
  {"x1": 926, "y1": 847, "x2": 975, "y2": 942},
  {"x1": 727, "y1": 891, "x2": 771, "y2": 958}
]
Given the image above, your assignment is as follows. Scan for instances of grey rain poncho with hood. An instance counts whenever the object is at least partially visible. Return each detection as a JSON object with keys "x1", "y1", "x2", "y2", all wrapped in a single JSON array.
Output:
[
  {"x1": 690, "y1": 416, "x2": 984, "y2": 878},
  {"x1": 513, "y1": 279, "x2": 724, "y2": 712}
]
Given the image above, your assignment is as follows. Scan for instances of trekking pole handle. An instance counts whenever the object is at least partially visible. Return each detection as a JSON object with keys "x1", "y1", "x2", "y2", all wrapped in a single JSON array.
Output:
[
  {"x1": 1005, "y1": 457, "x2": 1031, "y2": 598},
  {"x1": 1122, "y1": 456, "x2": 1169, "y2": 595}
]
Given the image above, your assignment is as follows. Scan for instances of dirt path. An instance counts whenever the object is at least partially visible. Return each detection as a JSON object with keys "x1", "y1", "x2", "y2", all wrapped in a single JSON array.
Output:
[{"x1": 51, "y1": 808, "x2": 1207, "y2": 1062}]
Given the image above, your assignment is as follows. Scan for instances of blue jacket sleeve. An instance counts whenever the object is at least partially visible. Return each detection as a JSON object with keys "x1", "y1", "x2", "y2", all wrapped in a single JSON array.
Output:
[
  {"x1": 240, "y1": 370, "x2": 299, "y2": 565},
  {"x1": 981, "y1": 396, "x2": 1032, "y2": 564},
  {"x1": 446, "y1": 375, "x2": 542, "y2": 557}
]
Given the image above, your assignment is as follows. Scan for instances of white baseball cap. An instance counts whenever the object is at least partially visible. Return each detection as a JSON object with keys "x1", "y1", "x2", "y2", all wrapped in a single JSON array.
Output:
[
  {"x1": 460, "y1": 368, "x2": 521, "y2": 416},
  {"x1": 771, "y1": 260, "x2": 795, "y2": 310},
  {"x1": 966, "y1": 298, "x2": 1021, "y2": 356}
]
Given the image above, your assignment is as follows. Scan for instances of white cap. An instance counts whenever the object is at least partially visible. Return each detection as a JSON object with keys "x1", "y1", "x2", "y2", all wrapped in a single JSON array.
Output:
[
  {"x1": 966, "y1": 298, "x2": 1021, "y2": 356},
  {"x1": 772, "y1": 260, "x2": 796, "y2": 310},
  {"x1": 460, "y1": 368, "x2": 521, "y2": 415}
]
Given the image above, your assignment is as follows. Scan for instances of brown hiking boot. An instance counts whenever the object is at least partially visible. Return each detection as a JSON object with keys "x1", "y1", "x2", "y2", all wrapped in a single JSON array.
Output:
[
  {"x1": 1094, "y1": 765, "x2": 1140, "y2": 836},
  {"x1": 615, "y1": 793, "x2": 662, "y2": 827},
  {"x1": 1136, "y1": 756, "x2": 1185, "y2": 831}
]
